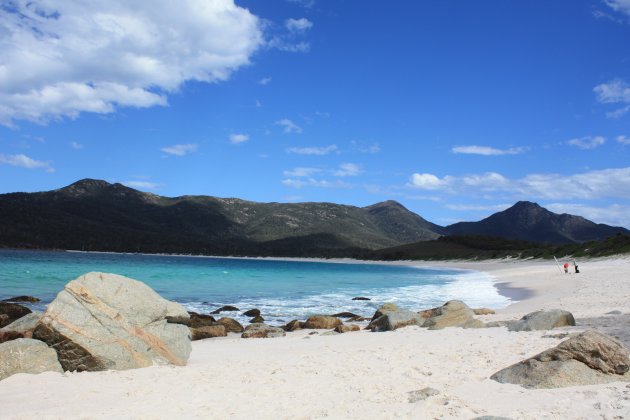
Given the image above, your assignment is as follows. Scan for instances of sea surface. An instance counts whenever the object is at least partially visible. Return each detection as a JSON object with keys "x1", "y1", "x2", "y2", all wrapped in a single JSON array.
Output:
[{"x1": 0, "y1": 250, "x2": 511, "y2": 325}]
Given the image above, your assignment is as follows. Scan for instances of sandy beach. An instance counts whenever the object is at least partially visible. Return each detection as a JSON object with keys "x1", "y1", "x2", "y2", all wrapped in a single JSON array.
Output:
[{"x1": 1, "y1": 257, "x2": 630, "y2": 419}]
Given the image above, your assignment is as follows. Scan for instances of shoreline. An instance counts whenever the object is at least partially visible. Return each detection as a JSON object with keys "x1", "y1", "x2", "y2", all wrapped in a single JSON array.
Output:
[{"x1": 1, "y1": 256, "x2": 630, "y2": 418}]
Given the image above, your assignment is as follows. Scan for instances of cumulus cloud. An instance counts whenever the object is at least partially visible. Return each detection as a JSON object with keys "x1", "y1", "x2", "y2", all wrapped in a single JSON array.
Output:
[
  {"x1": 283, "y1": 167, "x2": 321, "y2": 177},
  {"x1": 287, "y1": 145, "x2": 337, "y2": 155},
  {"x1": 618, "y1": 135, "x2": 630, "y2": 145},
  {"x1": 0, "y1": 153, "x2": 54, "y2": 172},
  {"x1": 408, "y1": 167, "x2": 630, "y2": 200},
  {"x1": 229, "y1": 133, "x2": 249, "y2": 144},
  {"x1": 286, "y1": 18, "x2": 313, "y2": 33},
  {"x1": 161, "y1": 143, "x2": 198, "y2": 156},
  {"x1": 566, "y1": 136, "x2": 606, "y2": 149},
  {"x1": 334, "y1": 163, "x2": 362, "y2": 177},
  {"x1": 0, "y1": 0, "x2": 263, "y2": 126},
  {"x1": 604, "y1": 0, "x2": 630, "y2": 17},
  {"x1": 452, "y1": 145, "x2": 526, "y2": 156},
  {"x1": 594, "y1": 79, "x2": 630, "y2": 118},
  {"x1": 276, "y1": 118, "x2": 303, "y2": 134},
  {"x1": 124, "y1": 180, "x2": 160, "y2": 190}
]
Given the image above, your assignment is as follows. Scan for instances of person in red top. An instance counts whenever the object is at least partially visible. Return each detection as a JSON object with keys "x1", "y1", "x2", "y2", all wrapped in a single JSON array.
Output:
[{"x1": 563, "y1": 262, "x2": 569, "y2": 273}]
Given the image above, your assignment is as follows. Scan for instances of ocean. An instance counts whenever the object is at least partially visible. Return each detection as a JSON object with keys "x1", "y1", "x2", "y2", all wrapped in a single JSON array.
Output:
[{"x1": 0, "y1": 250, "x2": 511, "y2": 325}]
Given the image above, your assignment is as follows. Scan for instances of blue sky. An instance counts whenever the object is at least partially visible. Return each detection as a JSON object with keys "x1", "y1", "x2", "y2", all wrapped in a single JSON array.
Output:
[{"x1": 1, "y1": 0, "x2": 630, "y2": 228}]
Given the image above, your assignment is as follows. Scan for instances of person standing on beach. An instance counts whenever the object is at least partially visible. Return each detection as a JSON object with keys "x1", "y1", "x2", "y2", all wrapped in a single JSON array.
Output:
[{"x1": 563, "y1": 262, "x2": 569, "y2": 273}]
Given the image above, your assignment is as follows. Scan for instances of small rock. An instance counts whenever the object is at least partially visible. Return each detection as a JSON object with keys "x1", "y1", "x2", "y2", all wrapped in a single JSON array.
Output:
[
  {"x1": 217, "y1": 317, "x2": 244, "y2": 333},
  {"x1": 0, "y1": 338, "x2": 63, "y2": 381},
  {"x1": 347, "y1": 316, "x2": 368, "y2": 322},
  {"x1": 422, "y1": 300, "x2": 474, "y2": 330},
  {"x1": 408, "y1": 387, "x2": 439, "y2": 403},
  {"x1": 486, "y1": 321, "x2": 510, "y2": 328},
  {"x1": 352, "y1": 297, "x2": 370, "y2": 301},
  {"x1": 304, "y1": 315, "x2": 342, "y2": 329},
  {"x1": 243, "y1": 309, "x2": 261, "y2": 317},
  {"x1": 241, "y1": 323, "x2": 285, "y2": 338},
  {"x1": 606, "y1": 310, "x2": 623, "y2": 315},
  {"x1": 473, "y1": 308, "x2": 496, "y2": 315},
  {"x1": 334, "y1": 324, "x2": 360, "y2": 333},
  {"x1": 250, "y1": 315, "x2": 265, "y2": 323},
  {"x1": 2, "y1": 296, "x2": 41, "y2": 303},
  {"x1": 462, "y1": 319, "x2": 486, "y2": 329},
  {"x1": 368, "y1": 310, "x2": 424, "y2": 332},
  {"x1": 190, "y1": 325, "x2": 227, "y2": 340},
  {"x1": 0, "y1": 302, "x2": 32, "y2": 328},
  {"x1": 283, "y1": 319, "x2": 305, "y2": 332},
  {"x1": 370, "y1": 303, "x2": 400, "y2": 321},
  {"x1": 185, "y1": 312, "x2": 217, "y2": 328},
  {"x1": 321, "y1": 331, "x2": 339, "y2": 336},
  {"x1": 211, "y1": 305, "x2": 239, "y2": 314},
  {"x1": 330, "y1": 312, "x2": 359, "y2": 318},
  {"x1": 507, "y1": 309, "x2": 575, "y2": 332}
]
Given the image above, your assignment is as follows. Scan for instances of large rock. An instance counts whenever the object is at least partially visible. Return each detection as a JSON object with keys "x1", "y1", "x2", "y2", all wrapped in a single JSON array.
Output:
[
  {"x1": 304, "y1": 315, "x2": 342, "y2": 329},
  {"x1": 370, "y1": 303, "x2": 400, "y2": 321},
  {"x1": 241, "y1": 323, "x2": 285, "y2": 338},
  {"x1": 422, "y1": 300, "x2": 474, "y2": 330},
  {"x1": 491, "y1": 330, "x2": 630, "y2": 388},
  {"x1": 507, "y1": 309, "x2": 575, "y2": 332},
  {"x1": 32, "y1": 272, "x2": 192, "y2": 372},
  {"x1": 368, "y1": 309, "x2": 424, "y2": 332},
  {"x1": 0, "y1": 338, "x2": 63, "y2": 381},
  {"x1": 1, "y1": 312, "x2": 43, "y2": 336},
  {"x1": 190, "y1": 325, "x2": 227, "y2": 341},
  {"x1": 186, "y1": 312, "x2": 217, "y2": 328},
  {"x1": 217, "y1": 317, "x2": 244, "y2": 333},
  {"x1": 0, "y1": 302, "x2": 31, "y2": 328}
]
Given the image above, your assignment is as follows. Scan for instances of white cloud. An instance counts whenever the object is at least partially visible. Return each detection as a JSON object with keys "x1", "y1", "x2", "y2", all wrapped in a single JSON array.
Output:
[
  {"x1": 452, "y1": 145, "x2": 526, "y2": 156},
  {"x1": 594, "y1": 78, "x2": 630, "y2": 120},
  {"x1": 286, "y1": 18, "x2": 313, "y2": 33},
  {"x1": 408, "y1": 167, "x2": 630, "y2": 200},
  {"x1": 276, "y1": 118, "x2": 303, "y2": 134},
  {"x1": 566, "y1": 136, "x2": 606, "y2": 149},
  {"x1": 282, "y1": 178, "x2": 351, "y2": 189},
  {"x1": 283, "y1": 167, "x2": 321, "y2": 177},
  {"x1": 259, "y1": 77, "x2": 272, "y2": 86},
  {"x1": 0, "y1": 0, "x2": 263, "y2": 126},
  {"x1": 124, "y1": 180, "x2": 160, "y2": 190},
  {"x1": 618, "y1": 135, "x2": 630, "y2": 145},
  {"x1": 408, "y1": 173, "x2": 449, "y2": 190},
  {"x1": 334, "y1": 163, "x2": 362, "y2": 177},
  {"x1": 70, "y1": 141, "x2": 84, "y2": 150},
  {"x1": 546, "y1": 202, "x2": 630, "y2": 228},
  {"x1": 161, "y1": 143, "x2": 198, "y2": 156},
  {"x1": 287, "y1": 145, "x2": 337, "y2": 155},
  {"x1": 604, "y1": 0, "x2": 630, "y2": 17},
  {"x1": 0, "y1": 153, "x2": 54, "y2": 172},
  {"x1": 229, "y1": 133, "x2": 249, "y2": 144}
]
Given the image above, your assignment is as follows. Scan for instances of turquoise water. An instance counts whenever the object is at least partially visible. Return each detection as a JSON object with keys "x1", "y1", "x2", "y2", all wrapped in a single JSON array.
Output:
[{"x1": 0, "y1": 250, "x2": 511, "y2": 324}]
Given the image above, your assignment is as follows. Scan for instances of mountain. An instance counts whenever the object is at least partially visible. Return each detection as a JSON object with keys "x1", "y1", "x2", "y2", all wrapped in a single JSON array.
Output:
[
  {"x1": 0, "y1": 179, "x2": 441, "y2": 256},
  {"x1": 444, "y1": 201, "x2": 629, "y2": 244}
]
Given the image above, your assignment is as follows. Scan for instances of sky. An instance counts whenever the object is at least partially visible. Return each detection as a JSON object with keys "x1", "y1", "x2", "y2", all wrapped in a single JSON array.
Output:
[{"x1": 1, "y1": 0, "x2": 630, "y2": 228}]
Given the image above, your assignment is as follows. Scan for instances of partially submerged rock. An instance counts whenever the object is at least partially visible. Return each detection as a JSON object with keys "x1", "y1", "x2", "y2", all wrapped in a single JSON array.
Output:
[
  {"x1": 330, "y1": 312, "x2": 359, "y2": 318},
  {"x1": 304, "y1": 315, "x2": 342, "y2": 329},
  {"x1": 190, "y1": 325, "x2": 227, "y2": 341},
  {"x1": 0, "y1": 338, "x2": 63, "y2": 381},
  {"x1": 33, "y1": 272, "x2": 192, "y2": 372},
  {"x1": 2, "y1": 296, "x2": 40, "y2": 303},
  {"x1": 422, "y1": 300, "x2": 474, "y2": 330},
  {"x1": 352, "y1": 297, "x2": 370, "y2": 301},
  {"x1": 491, "y1": 330, "x2": 630, "y2": 388},
  {"x1": 242, "y1": 308, "x2": 260, "y2": 317},
  {"x1": 250, "y1": 315, "x2": 265, "y2": 323},
  {"x1": 211, "y1": 305, "x2": 239, "y2": 314},
  {"x1": 217, "y1": 317, "x2": 244, "y2": 333},
  {"x1": 0, "y1": 302, "x2": 31, "y2": 328},
  {"x1": 507, "y1": 309, "x2": 575, "y2": 332},
  {"x1": 241, "y1": 323, "x2": 285, "y2": 338}
]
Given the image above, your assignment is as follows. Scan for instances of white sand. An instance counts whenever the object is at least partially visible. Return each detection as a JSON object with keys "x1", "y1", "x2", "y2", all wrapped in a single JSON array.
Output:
[{"x1": 1, "y1": 257, "x2": 630, "y2": 419}]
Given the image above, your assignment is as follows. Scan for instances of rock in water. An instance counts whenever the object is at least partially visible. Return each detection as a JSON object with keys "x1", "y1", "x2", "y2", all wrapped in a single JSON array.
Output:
[
  {"x1": 491, "y1": 330, "x2": 630, "y2": 388},
  {"x1": 422, "y1": 300, "x2": 474, "y2": 330},
  {"x1": 0, "y1": 338, "x2": 63, "y2": 381},
  {"x1": 241, "y1": 323, "x2": 285, "y2": 338},
  {"x1": 0, "y1": 302, "x2": 32, "y2": 328},
  {"x1": 304, "y1": 316, "x2": 343, "y2": 329},
  {"x1": 33, "y1": 272, "x2": 191, "y2": 372},
  {"x1": 250, "y1": 315, "x2": 265, "y2": 323},
  {"x1": 211, "y1": 305, "x2": 239, "y2": 314},
  {"x1": 507, "y1": 309, "x2": 575, "y2": 332},
  {"x1": 242, "y1": 309, "x2": 261, "y2": 317},
  {"x1": 2, "y1": 296, "x2": 41, "y2": 303}
]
